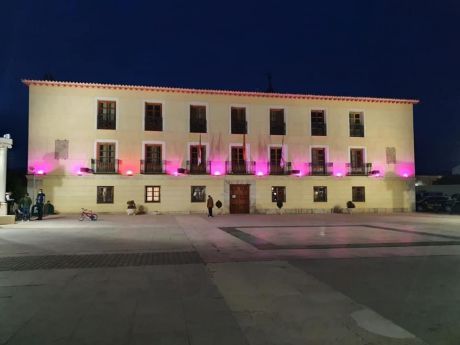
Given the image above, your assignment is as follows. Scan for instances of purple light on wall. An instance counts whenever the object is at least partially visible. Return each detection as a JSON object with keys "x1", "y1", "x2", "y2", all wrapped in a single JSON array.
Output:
[
  {"x1": 126, "y1": 170, "x2": 133, "y2": 176},
  {"x1": 335, "y1": 172, "x2": 343, "y2": 177},
  {"x1": 256, "y1": 171, "x2": 265, "y2": 177},
  {"x1": 213, "y1": 171, "x2": 221, "y2": 176}
]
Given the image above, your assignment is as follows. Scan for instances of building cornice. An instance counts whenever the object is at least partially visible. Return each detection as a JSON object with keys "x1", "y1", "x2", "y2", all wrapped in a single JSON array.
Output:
[{"x1": 22, "y1": 79, "x2": 419, "y2": 105}]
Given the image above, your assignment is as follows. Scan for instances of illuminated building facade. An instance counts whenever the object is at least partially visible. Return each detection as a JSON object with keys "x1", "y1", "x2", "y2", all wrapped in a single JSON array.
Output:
[{"x1": 24, "y1": 80, "x2": 417, "y2": 213}]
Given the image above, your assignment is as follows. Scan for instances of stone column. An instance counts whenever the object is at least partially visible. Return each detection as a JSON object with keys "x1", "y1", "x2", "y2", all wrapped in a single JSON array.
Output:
[{"x1": 0, "y1": 134, "x2": 13, "y2": 216}]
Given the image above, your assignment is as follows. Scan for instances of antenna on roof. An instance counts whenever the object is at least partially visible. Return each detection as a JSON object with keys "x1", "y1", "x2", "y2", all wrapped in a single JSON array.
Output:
[{"x1": 265, "y1": 72, "x2": 274, "y2": 93}]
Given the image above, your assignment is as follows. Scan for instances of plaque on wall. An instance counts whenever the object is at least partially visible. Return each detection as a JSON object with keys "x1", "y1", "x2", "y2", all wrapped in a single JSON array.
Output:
[{"x1": 55, "y1": 139, "x2": 69, "y2": 160}]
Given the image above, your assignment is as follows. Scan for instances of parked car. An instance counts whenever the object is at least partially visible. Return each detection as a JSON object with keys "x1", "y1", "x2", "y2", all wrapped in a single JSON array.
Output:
[{"x1": 416, "y1": 196, "x2": 452, "y2": 212}]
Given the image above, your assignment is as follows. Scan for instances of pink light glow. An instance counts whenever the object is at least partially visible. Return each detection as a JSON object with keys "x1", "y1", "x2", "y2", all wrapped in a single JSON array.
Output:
[
  {"x1": 256, "y1": 171, "x2": 265, "y2": 177},
  {"x1": 213, "y1": 171, "x2": 221, "y2": 176},
  {"x1": 403, "y1": 173, "x2": 409, "y2": 178},
  {"x1": 335, "y1": 172, "x2": 343, "y2": 177},
  {"x1": 36, "y1": 169, "x2": 45, "y2": 175},
  {"x1": 126, "y1": 170, "x2": 133, "y2": 176},
  {"x1": 77, "y1": 170, "x2": 83, "y2": 176}
]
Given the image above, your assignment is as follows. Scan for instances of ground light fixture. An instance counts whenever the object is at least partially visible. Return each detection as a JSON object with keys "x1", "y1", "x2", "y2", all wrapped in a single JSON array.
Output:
[{"x1": 126, "y1": 170, "x2": 133, "y2": 176}]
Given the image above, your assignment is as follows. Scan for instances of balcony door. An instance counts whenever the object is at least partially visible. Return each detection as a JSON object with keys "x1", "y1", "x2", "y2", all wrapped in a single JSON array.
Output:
[
  {"x1": 311, "y1": 148, "x2": 326, "y2": 174},
  {"x1": 350, "y1": 148, "x2": 364, "y2": 169},
  {"x1": 97, "y1": 143, "x2": 116, "y2": 172},
  {"x1": 145, "y1": 144, "x2": 162, "y2": 173},
  {"x1": 270, "y1": 147, "x2": 283, "y2": 174},
  {"x1": 190, "y1": 145, "x2": 206, "y2": 173},
  {"x1": 231, "y1": 146, "x2": 246, "y2": 173}
]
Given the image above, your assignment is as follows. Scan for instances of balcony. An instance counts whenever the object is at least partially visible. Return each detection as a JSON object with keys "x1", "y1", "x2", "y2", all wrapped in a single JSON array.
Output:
[
  {"x1": 346, "y1": 163, "x2": 372, "y2": 176},
  {"x1": 268, "y1": 162, "x2": 291, "y2": 175},
  {"x1": 308, "y1": 162, "x2": 333, "y2": 176},
  {"x1": 225, "y1": 161, "x2": 255, "y2": 175},
  {"x1": 91, "y1": 159, "x2": 120, "y2": 174},
  {"x1": 270, "y1": 122, "x2": 286, "y2": 135},
  {"x1": 190, "y1": 118, "x2": 207, "y2": 133},
  {"x1": 140, "y1": 160, "x2": 166, "y2": 174},
  {"x1": 311, "y1": 123, "x2": 327, "y2": 136},
  {"x1": 186, "y1": 160, "x2": 211, "y2": 174},
  {"x1": 350, "y1": 124, "x2": 364, "y2": 137}
]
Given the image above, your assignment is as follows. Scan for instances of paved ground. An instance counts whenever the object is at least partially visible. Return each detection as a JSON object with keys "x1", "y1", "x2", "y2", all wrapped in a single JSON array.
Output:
[{"x1": 1, "y1": 212, "x2": 460, "y2": 344}]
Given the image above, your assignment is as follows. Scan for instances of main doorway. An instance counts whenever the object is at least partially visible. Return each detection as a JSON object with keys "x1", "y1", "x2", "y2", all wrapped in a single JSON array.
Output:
[{"x1": 230, "y1": 184, "x2": 250, "y2": 214}]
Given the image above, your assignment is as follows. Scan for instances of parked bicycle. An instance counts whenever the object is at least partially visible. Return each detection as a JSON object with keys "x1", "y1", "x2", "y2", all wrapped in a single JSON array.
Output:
[{"x1": 79, "y1": 208, "x2": 98, "y2": 221}]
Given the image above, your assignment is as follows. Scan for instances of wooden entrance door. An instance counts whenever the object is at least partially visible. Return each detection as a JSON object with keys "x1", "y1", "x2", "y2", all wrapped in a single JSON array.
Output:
[{"x1": 230, "y1": 184, "x2": 250, "y2": 214}]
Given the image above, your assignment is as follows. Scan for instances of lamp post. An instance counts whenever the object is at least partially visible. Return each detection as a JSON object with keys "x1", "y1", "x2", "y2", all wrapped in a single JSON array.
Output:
[{"x1": 0, "y1": 134, "x2": 13, "y2": 217}]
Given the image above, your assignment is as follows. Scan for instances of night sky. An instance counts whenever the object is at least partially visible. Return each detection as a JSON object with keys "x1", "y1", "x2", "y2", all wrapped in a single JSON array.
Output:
[{"x1": 1, "y1": 0, "x2": 459, "y2": 174}]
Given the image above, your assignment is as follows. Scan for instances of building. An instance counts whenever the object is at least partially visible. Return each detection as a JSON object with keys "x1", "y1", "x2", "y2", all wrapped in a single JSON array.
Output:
[{"x1": 24, "y1": 80, "x2": 418, "y2": 214}]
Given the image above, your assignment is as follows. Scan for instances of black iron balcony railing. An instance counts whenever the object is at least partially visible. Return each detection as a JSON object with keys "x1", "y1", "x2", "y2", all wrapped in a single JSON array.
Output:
[
  {"x1": 190, "y1": 118, "x2": 207, "y2": 133},
  {"x1": 145, "y1": 117, "x2": 163, "y2": 131},
  {"x1": 311, "y1": 123, "x2": 327, "y2": 136},
  {"x1": 270, "y1": 122, "x2": 286, "y2": 135},
  {"x1": 346, "y1": 162, "x2": 372, "y2": 176},
  {"x1": 268, "y1": 161, "x2": 291, "y2": 175},
  {"x1": 140, "y1": 160, "x2": 166, "y2": 174},
  {"x1": 350, "y1": 124, "x2": 364, "y2": 137},
  {"x1": 186, "y1": 160, "x2": 211, "y2": 174},
  {"x1": 225, "y1": 161, "x2": 255, "y2": 175},
  {"x1": 91, "y1": 159, "x2": 120, "y2": 174},
  {"x1": 308, "y1": 162, "x2": 333, "y2": 176}
]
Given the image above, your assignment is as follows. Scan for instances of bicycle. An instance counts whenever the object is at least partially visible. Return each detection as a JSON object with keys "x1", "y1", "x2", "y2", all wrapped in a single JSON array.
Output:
[{"x1": 79, "y1": 208, "x2": 98, "y2": 221}]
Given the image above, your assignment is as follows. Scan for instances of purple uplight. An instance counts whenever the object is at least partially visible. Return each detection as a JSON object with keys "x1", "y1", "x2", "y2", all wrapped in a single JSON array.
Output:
[
  {"x1": 256, "y1": 171, "x2": 264, "y2": 177},
  {"x1": 213, "y1": 171, "x2": 221, "y2": 176}
]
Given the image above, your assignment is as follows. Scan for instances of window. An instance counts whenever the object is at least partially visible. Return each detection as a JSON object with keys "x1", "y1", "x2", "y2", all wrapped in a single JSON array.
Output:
[
  {"x1": 190, "y1": 105, "x2": 207, "y2": 133},
  {"x1": 270, "y1": 109, "x2": 285, "y2": 135},
  {"x1": 97, "y1": 100, "x2": 116, "y2": 130},
  {"x1": 94, "y1": 142, "x2": 117, "y2": 173},
  {"x1": 97, "y1": 186, "x2": 114, "y2": 203},
  {"x1": 271, "y1": 186, "x2": 286, "y2": 202},
  {"x1": 191, "y1": 186, "x2": 206, "y2": 202},
  {"x1": 352, "y1": 186, "x2": 365, "y2": 202},
  {"x1": 269, "y1": 147, "x2": 284, "y2": 174},
  {"x1": 311, "y1": 147, "x2": 327, "y2": 175},
  {"x1": 145, "y1": 186, "x2": 160, "y2": 203},
  {"x1": 231, "y1": 107, "x2": 247, "y2": 134},
  {"x1": 313, "y1": 186, "x2": 327, "y2": 202},
  {"x1": 145, "y1": 103, "x2": 163, "y2": 131},
  {"x1": 349, "y1": 112, "x2": 364, "y2": 137},
  {"x1": 231, "y1": 146, "x2": 247, "y2": 173},
  {"x1": 189, "y1": 145, "x2": 207, "y2": 173},
  {"x1": 311, "y1": 110, "x2": 326, "y2": 136},
  {"x1": 143, "y1": 144, "x2": 163, "y2": 174}
]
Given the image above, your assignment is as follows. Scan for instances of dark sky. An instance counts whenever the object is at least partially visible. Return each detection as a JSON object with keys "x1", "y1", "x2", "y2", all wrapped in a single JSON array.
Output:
[{"x1": 1, "y1": 0, "x2": 460, "y2": 174}]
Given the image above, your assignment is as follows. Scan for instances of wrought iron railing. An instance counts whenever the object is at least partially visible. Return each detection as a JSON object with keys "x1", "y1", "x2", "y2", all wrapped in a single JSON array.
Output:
[
  {"x1": 186, "y1": 160, "x2": 211, "y2": 174},
  {"x1": 91, "y1": 159, "x2": 120, "y2": 174},
  {"x1": 225, "y1": 161, "x2": 255, "y2": 175},
  {"x1": 268, "y1": 162, "x2": 291, "y2": 175},
  {"x1": 140, "y1": 160, "x2": 166, "y2": 174},
  {"x1": 308, "y1": 162, "x2": 333, "y2": 176},
  {"x1": 346, "y1": 162, "x2": 372, "y2": 176}
]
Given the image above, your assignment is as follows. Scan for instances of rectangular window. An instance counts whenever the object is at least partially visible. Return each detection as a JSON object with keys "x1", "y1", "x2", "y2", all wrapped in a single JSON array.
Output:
[
  {"x1": 231, "y1": 146, "x2": 246, "y2": 173},
  {"x1": 191, "y1": 186, "x2": 206, "y2": 202},
  {"x1": 145, "y1": 103, "x2": 163, "y2": 131},
  {"x1": 143, "y1": 144, "x2": 163, "y2": 173},
  {"x1": 97, "y1": 186, "x2": 114, "y2": 203},
  {"x1": 231, "y1": 107, "x2": 247, "y2": 134},
  {"x1": 97, "y1": 100, "x2": 116, "y2": 130},
  {"x1": 269, "y1": 147, "x2": 284, "y2": 174},
  {"x1": 349, "y1": 112, "x2": 364, "y2": 137},
  {"x1": 311, "y1": 110, "x2": 326, "y2": 136},
  {"x1": 311, "y1": 147, "x2": 326, "y2": 175},
  {"x1": 352, "y1": 186, "x2": 366, "y2": 202},
  {"x1": 270, "y1": 109, "x2": 285, "y2": 135},
  {"x1": 95, "y1": 142, "x2": 117, "y2": 173},
  {"x1": 145, "y1": 186, "x2": 161, "y2": 203},
  {"x1": 271, "y1": 186, "x2": 286, "y2": 203},
  {"x1": 190, "y1": 105, "x2": 207, "y2": 133},
  {"x1": 313, "y1": 186, "x2": 327, "y2": 202}
]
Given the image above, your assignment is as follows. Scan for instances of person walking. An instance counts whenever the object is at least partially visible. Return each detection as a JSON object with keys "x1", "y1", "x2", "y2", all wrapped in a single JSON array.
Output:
[
  {"x1": 19, "y1": 193, "x2": 32, "y2": 221},
  {"x1": 207, "y1": 195, "x2": 214, "y2": 217},
  {"x1": 36, "y1": 189, "x2": 46, "y2": 220}
]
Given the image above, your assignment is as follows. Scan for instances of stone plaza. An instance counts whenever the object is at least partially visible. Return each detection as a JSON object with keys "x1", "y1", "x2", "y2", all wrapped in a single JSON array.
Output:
[{"x1": 1, "y1": 212, "x2": 460, "y2": 344}]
